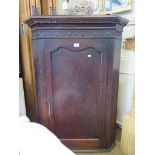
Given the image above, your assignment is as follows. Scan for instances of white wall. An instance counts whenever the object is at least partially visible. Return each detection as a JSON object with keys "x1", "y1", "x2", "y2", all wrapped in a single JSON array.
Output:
[
  {"x1": 118, "y1": 0, "x2": 135, "y2": 39},
  {"x1": 117, "y1": 50, "x2": 135, "y2": 125},
  {"x1": 19, "y1": 78, "x2": 26, "y2": 116},
  {"x1": 116, "y1": 0, "x2": 135, "y2": 126}
]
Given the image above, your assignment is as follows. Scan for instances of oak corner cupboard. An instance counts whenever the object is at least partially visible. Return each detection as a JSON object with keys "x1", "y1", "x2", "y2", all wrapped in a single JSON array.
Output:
[{"x1": 25, "y1": 15, "x2": 128, "y2": 151}]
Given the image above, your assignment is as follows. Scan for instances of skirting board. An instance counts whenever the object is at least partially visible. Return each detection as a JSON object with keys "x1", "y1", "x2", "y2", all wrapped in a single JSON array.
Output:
[{"x1": 72, "y1": 143, "x2": 116, "y2": 153}]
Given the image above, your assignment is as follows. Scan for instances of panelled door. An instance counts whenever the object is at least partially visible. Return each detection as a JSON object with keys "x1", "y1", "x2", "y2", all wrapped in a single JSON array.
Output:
[{"x1": 44, "y1": 38, "x2": 110, "y2": 149}]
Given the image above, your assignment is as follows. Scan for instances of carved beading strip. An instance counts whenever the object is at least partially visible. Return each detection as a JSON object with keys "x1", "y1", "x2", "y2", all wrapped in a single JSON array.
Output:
[{"x1": 32, "y1": 29, "x2": 122, "y2": 39}]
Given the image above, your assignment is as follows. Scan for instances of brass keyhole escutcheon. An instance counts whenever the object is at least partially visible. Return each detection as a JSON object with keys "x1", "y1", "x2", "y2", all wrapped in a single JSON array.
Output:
[{"x1": 88, "y1": 54, "x2": 92, "y2": 58}]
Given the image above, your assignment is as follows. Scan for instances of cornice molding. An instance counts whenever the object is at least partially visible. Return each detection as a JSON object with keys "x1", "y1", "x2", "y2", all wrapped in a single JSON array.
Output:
[{"x1": 25, "y1": 15, "x2": 129, "y2": 28}]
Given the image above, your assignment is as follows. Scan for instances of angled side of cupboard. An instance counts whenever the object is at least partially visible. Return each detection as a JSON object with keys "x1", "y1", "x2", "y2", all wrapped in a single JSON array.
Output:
[{"x1": 25, "y1": 15, "x2": 128, "y2": 150}]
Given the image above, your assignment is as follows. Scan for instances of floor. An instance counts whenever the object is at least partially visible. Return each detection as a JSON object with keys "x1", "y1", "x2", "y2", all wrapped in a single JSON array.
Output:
[{"x1": 76, "y1": 127, "x2": 124, "y2": 155}]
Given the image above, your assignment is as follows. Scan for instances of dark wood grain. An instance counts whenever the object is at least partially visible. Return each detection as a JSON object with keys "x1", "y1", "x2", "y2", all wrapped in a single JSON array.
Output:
[
  {"x1": 25, "y1": 15, "x2": 128, "y2": 150},
  {"x1": 61, "y1": 139, "x2": 100, "y2": 149}
]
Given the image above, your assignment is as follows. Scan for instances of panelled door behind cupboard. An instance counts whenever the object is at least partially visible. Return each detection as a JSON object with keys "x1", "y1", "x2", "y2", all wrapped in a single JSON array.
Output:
[{"x1": 25, "y1": 15, "x2": 128, "y2": 151}]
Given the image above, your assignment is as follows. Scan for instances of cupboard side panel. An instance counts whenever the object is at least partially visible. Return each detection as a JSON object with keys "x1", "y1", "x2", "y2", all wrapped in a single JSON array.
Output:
[
  {"x1": 98, "y1": 40, "x2": 110, "y2": 148},
  {"x1": 105, "y1": 39, "x2": 122, "y2": 148},
  {"x1": 110, "y1": 38, "x2": 122, "y2": 145},
  {"x1": 32, "y1": 39, "x2": 50, "y2": 128}
]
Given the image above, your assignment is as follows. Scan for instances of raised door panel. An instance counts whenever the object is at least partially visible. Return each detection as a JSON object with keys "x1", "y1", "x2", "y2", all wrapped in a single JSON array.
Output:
[
  {"x1": 45, "y1": 39, "x2": 110, "y2": 149},
  {"x1": 52, "y1": 47, "x2": 100, "y2": 139}
]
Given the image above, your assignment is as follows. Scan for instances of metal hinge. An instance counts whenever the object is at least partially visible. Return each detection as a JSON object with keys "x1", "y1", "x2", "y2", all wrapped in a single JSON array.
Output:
[
  {"x1": 48, "y1": 97, "x2": 53, "y2": 116},
  {"x1": 21, "y1": 23, "x2": 26, "y2": 36}
]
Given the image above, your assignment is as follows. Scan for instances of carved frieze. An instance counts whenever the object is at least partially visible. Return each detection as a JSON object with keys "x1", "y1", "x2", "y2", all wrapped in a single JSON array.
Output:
[{"x1": 32, "y1": 29, "x2": 122, "y2": 39}]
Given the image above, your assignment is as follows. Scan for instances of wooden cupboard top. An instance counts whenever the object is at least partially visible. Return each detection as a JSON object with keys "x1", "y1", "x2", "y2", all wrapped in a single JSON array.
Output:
[{"x1": 25, "y1": 15, "x2": 129, "y2": 28}]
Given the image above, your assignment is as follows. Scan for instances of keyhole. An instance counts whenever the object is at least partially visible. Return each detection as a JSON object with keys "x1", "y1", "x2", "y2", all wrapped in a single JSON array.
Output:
[{"x1": 88, "y1": 54, "x2": 92, "y2": 58}]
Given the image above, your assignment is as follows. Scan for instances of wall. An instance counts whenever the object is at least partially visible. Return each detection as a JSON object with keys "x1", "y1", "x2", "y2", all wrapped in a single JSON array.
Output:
[
  {"x1": 116, "y1": 0, "x2": 135, "y2": 126},
  {"x1": 19, "y1": 78, "x2": 26, "y2": 116},
  {"x1": 118, "y1": 0, "x2": 135, "y2": 39}
]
